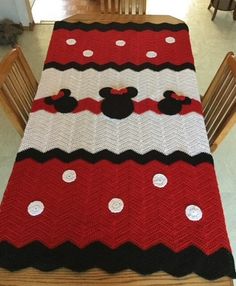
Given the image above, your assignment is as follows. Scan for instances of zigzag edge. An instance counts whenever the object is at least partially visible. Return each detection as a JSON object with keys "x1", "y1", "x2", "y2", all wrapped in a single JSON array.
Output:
[
  {"x1": 53, "y1": 21, "x2": 189, "y2": 32},
  {"x1": 16, "y1": 149, "x2": 213, "y2": 165},
  {"x1": 43, "y1": 62, "x2": 195, "y2": 72},
  {"x1": 0, "y1": 241, "x2": 235, "y2": 280}
]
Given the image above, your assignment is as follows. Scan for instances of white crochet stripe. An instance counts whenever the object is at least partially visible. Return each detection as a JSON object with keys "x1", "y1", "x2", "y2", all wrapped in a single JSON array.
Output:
[
  {"x1": 35, "y1": 68, "x2": 200, "y2": 102},
  {"x1": 19, "y1": 111, "x2": 210, "y2": 156}
]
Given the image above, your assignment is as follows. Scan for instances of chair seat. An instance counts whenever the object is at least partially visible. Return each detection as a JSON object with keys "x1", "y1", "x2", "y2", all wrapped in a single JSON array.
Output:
[
  {"x1": 210, "y1": 0, "x2": 236, "y2": 11},
  {"x1": 208, "y1": 0, "x2": 236, "y2": 20}
]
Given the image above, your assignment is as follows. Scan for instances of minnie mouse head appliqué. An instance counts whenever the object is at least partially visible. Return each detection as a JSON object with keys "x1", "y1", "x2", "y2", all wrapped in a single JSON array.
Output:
[
  {"x1": 44, "y1": 88, "x2": 78, "y2": 113},
  {"x1": 158, "y1": 90, "x2": 192, "y2": 115},
  {"x1": 99, "y1": 87, "x2": 138, "y2": 119}
]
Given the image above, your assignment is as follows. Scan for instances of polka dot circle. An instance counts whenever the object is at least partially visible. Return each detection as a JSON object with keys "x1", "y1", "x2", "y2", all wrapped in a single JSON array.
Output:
[
  {"x1": 66, "y1": 38, "x2": 77, "y2": 45},
  {"x1": 115, "y1": 40, "x2": 126, "y2": 47},
  {"x1": 153, "y1": 174, "x2": 168, "y2": 188},
  {"x1": 185, "y1": 205, "x2": 203, "y2": 221},
  {"x1": 28, "y1": 201, "x2": 44, "y2": 216},
  {"x1": 146, "y1": 51, "x2": 157, "y2": 58},
  {"x1": 165, "y1": 36, "x2": 176, "y2": 44},
  {"x1": 83, "y1": 50, "x2": 93, "y2": 57},
  {"x1": 108, "y1": 198, "x2": 124, "y2": 213},
  {"x1": 62, "y1": 170, "x2": 77, "y2": 183}
]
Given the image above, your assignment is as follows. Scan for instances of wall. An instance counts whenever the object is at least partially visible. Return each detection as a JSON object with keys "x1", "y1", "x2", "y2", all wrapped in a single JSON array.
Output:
[{"x1": 0, "y1": 0, "x2": 33, "y2": 27}]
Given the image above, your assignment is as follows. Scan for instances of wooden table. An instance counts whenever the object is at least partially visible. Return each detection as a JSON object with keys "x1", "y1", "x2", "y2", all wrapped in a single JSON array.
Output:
[
  {"x1": 0, "y1": 268, "x2": 233, "y2": 286},
  {"x1": 0, "y1": 14, "x2": 234, "y2": 286}
]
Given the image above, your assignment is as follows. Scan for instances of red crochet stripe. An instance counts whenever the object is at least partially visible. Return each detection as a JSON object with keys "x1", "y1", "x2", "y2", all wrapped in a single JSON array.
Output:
[
  {"x1": 31, "y1": 98, "x2": 203, "y2": 115},
  {"x1": 0, "y1": 159, "x2": 230, "y2": 254},
  {"x1": 45, "y1": 29, "x2": 194, "y2": 66}
]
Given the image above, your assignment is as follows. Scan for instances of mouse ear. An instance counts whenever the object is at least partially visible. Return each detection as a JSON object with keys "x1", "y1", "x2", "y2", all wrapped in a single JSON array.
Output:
[
  {"x1": 126, "y1": 87, "x2": 138, "y2": 98},
  {"x1": 163, "y1": 90, "x2": 174, "y2": 99},
  {"x1": 182, "y1": 97, "x2": 192, "y2": 105},
  {"x1": 60, "y1": 88, "x2": 71, "y2": 97},
  {"x1": 99, "y1": 87, "x2": 112, "y2": 98}
]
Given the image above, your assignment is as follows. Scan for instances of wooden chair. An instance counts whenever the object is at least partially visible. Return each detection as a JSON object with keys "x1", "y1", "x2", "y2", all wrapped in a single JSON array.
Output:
[
  {"x1": 100, "y1": 0, "x2": 146, "y2": 14},
  {"x1": 208, "y1": 0, "x2": 236, "y2": 20},
  {"x1": 0, "y1": 46, "x2": 38, "y2": 137},
  {"x1": 202, "y1": 52, "x2": 236, "y2": 152}
]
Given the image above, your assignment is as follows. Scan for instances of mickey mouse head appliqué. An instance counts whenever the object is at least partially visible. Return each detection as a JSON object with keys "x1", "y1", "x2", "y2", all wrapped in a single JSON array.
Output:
[
  {"x1": 99, "y1": 87, "x2": 138, "y2": 119},
  {"x1": 158, "y1": 90, "x2": 192, "y2": 115},
  {"x1": 44, "y1": 88, "x2": 78, "y2": 113}
]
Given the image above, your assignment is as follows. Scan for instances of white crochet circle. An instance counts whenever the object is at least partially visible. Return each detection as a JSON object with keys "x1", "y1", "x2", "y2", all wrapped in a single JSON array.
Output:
[
  {"x1": 165, "y1": 36, "x2": 176, "y2": 44},
  {"x1": 28, "y1": 201, "x2": 44, "y2": 216},
  {"x1": 108, "y1": 198, "x2": 124, "y2": 213},
  {"x1": 83, "y1": 50, "x2": 93, "y2": 57},
  {"x1": 153, "y1": 174, "x2": 168, "y2": 188},
  {"x1": 66, "y1": 38, "x2": 77, "y2": 45},
  {"x1": 146, "y1": 51, "x2": 157, "y2": 58},
  {"x1": 115, "y1": 40, "x2": 126, "y2": 46},
  {"x1": 185, "y1": 205, "x2": 203, "y2": 221},
  {"x1": 62, "y1": 170, "x2": 77, "y2": 183}
]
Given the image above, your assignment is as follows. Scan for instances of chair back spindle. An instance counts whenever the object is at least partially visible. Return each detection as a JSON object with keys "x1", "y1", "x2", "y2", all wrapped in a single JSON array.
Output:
[
  {"x1": 0, "y1": 46, "x2": 38, "y2": 136},
  {"x1": 101, "y1": 0, "x2": 146, "y2": 14},
  {"x1": 202, "y1": 52, "x2": 236, "y2": 151}
]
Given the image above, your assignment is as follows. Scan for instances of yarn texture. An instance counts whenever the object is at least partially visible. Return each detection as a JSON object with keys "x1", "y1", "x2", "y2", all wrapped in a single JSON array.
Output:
[{"x1": 0, "y1": 21, "x2": 235, "y2": 279}]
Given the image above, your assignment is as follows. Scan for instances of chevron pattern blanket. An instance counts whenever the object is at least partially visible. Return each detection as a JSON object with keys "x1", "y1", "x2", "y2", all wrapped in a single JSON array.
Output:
[{"x1": 0, "y1": 21, "x2": 235, "y2": 280}]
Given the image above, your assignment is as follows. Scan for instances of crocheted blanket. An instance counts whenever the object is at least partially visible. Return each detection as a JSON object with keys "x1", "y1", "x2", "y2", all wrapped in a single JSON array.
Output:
[{"x1": 0, "y1": 21, "x2": 235, "y2": 280}]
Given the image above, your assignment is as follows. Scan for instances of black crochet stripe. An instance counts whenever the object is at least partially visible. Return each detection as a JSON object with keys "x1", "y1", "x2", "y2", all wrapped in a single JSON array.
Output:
[
  {"x1": 16, "y1": 149, "x2": 213, "y2": 165},
  {"x1": 43, "y1": 62, "x2": 195, "y2": 72},
  {"x1": 0, "y1": 242, "x2": 235, "y2": 280},
  {"x1": 53, "y1": 21, "x2": 189, "y2": 32}
]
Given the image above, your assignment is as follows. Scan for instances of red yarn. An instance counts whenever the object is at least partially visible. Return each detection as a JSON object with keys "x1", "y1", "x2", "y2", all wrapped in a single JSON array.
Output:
[
  {"x1": 45, "y1": 30, "x2": 194, "y2": 66},
  {"x1": 0, "y1": 159, "x2": 231, "y2": 254},
  {"x1": 31, "y1": 97, "x2": 203, "y2": 115},
  {"x1": 111, "y1": 88, "x2": 128, "y2": 95}
]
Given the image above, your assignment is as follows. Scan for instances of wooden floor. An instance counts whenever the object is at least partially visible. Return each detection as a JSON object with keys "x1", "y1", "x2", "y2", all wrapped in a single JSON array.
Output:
[{"x1": 31, "y1": 0, "x2": 100, "y2": 23}]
